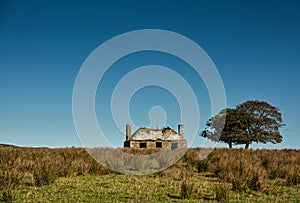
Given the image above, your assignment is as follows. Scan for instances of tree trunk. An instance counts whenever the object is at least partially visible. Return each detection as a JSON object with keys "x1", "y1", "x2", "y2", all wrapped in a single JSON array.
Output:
[
  {"x1": 228, "y1": 142, "x2": 232, "y2": 148},
  {"x1": 245, "y1": 143, "x2": 249, "y2": 149}
]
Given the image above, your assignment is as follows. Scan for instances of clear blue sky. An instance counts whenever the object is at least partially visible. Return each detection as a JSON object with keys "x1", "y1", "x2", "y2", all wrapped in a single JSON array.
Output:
[{"x1": 0, "y1": 0, "x2": 299, "y2": 148}]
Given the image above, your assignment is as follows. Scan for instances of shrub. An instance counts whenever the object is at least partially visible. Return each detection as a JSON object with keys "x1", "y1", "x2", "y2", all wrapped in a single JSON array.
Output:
[
  {"x1": 286, "y1": 170, "x2": 300, "y2": 186},
  {"x1": 0, "y1": 190, "x2": 14, "y2": 203},
  {"x1": 196, "y1": 160, "x2": 209, "y2": 173},
  {"x1": 214, "y1": 183, "x2": 230, "y2": 203},
  {"x1": 248, "y1": 173, "x2": 261, "y2": 191},
  {"x1": 180, "y1": 169, "x2": 194, "y2": 199}
]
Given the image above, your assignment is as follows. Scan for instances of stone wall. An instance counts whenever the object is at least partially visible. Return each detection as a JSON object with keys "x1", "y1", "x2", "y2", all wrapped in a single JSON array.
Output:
[{"x1": 124, "y1": 140, "x2": 187, "y2": 150}]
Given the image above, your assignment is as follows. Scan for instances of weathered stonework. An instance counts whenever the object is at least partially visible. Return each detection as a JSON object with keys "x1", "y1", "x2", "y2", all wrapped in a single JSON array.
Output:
[{"x1": 124, "y1": 124, "x2": 187, "y2": 150}]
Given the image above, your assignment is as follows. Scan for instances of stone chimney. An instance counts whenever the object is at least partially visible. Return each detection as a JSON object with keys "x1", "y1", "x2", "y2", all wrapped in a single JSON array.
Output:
[
  {"x1": 126, "y1": 123, "x2": 131, "y2": 141},
  {"x1": 178, "y1": 124, "x2": 184, "y2": 137}
]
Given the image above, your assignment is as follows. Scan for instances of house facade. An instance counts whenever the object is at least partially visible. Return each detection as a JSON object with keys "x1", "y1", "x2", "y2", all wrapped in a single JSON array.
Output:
[{"x1": 124, "y1": 124, "x2": 187, "y2": 150}]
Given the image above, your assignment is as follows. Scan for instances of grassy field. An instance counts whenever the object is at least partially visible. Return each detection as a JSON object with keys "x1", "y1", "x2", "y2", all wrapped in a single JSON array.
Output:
[{"x1": 1, "y1": 147, "x2": 300, "y2": 202}]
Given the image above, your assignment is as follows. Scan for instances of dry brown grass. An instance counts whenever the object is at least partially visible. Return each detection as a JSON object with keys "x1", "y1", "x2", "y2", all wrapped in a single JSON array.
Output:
[
  {"x1": 0, "y1": 147, "x2": 111, "y2": 190},
  {"x1": 185, "y1": 148, "x2": 300, "y2": 193},
  {"x1": 0, "y1": 147, "x2": 300, "y2": 201}
]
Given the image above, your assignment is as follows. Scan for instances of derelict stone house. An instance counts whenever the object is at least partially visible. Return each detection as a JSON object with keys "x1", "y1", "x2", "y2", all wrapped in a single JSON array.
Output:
[{"x1": 124, "y1": 124, "x2": 187, "y2": 150}]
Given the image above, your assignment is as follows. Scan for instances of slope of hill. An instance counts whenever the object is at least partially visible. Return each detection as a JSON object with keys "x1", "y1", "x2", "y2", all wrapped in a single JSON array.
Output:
[
  {"x1": 0, "y1": 147, "x2": 299, "y2": 202},
  {"x1": 0, "y1": 143, "x2": 18, "y2": 148}
]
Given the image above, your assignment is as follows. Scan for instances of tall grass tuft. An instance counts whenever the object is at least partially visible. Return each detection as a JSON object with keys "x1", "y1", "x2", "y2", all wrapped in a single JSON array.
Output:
[
  {"x1": 214, "y1": 182, "x2": 230, "y2": 203},
  {"x1": 180, "y1": 167, "x2": 194, "y2": 199}
]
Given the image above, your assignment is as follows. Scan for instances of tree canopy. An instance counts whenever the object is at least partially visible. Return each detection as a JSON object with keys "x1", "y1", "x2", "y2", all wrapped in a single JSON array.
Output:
[
  {"x1": 236, "y1": 100, "x2": 284, "y2": 148},
  {"x1": 201, "y1": 100, "x2": 285, "y2": 148}
]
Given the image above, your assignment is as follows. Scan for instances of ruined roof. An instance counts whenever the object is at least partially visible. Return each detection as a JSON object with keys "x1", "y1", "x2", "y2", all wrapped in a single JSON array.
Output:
[{"x1": 130, "y1": 127, "x2": 184, "y2": 141}]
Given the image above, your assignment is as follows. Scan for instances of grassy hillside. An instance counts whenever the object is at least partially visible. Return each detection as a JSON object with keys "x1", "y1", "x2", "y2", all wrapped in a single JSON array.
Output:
[
  {"x1": 0, "y1": 147, "x2": 299, "y2": 202},
  {"x1": 0, "y1": 144, "x2": 18, "y2": 148}
]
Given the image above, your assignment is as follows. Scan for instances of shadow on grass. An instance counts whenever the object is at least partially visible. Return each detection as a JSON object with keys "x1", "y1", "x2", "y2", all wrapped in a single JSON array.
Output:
[{"x1": 167, "y1": 193, "x2": 182, "y2": 199}]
